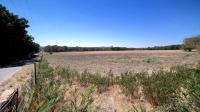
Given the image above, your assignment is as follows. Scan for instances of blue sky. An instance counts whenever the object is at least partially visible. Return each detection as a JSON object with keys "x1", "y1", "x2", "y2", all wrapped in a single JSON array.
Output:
[{"x1": 0, "y1": 0, "x2": 200, "y2": 47}]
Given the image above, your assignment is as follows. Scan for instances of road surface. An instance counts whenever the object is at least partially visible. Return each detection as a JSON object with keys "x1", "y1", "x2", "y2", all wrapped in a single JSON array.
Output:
[
  {"x1": 0, "y1": 60, "x2": 33, "y2": 92},
  {"x1": 0, "y1": 66, "x2": 23, "y2": 105},
  {"x1": 0, "y1": 59, "x2": 34, "y2": 85},
  {"x1": 0, "y1": 59, "x2": 35, "y2": 106},
  {"x1": 0, "y1": 66, "x2": 22, "y2": 84}
]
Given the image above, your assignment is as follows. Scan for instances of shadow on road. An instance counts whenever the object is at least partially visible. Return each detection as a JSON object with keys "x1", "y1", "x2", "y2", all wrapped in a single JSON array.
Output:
[{"x1": 6, "y1": 60, "x2": 34, "y2": 68}]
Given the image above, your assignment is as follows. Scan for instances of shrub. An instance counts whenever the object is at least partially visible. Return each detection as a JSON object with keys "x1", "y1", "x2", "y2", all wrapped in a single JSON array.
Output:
[
  {"x1": 186, "y1": 68, "x2": 200, "y2": 111},
  {"x1": 118, "y1": 72, "x2": 138, "y2": 97},
  {"x1": 64, "y1": 86, "x2": 96, "y2": 112},
  {"x1": 142, "y1": 70, "x2": 181, "y2": 106},
  {"x1": 18, "y1": 60, "x2": 64, "y2": 111},
  {"x1": 79, "y1": 71, "x2": 111, "y2": 93}
]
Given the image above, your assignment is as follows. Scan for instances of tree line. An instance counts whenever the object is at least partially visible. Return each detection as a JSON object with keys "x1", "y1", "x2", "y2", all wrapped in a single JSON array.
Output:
[
  {"x1": 43, "y1": 44, "x2": 182, "y2": 52},
  {"x1": 0, "y1": 4, "x2": 39, "y2": 65},
  {"x1": 43, "y1": 45, "x2": 128, "y2": 52},
  {"x1": 44, "y1": 35, "x2": 200, "y2": 53},
  {"x1": 135, "y1": 44, "x2": 182, "y2": 50}
]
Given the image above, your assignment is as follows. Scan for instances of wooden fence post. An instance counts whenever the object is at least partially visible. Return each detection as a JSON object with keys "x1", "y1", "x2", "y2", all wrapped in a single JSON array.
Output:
[{"x1": 34, "y1": 63, "x2": 37, "y2": 85}]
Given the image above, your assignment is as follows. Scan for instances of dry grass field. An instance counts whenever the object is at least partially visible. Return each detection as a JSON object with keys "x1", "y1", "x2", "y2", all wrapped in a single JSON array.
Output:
[
  {"x1": 45, "y1": 50, "x2": 200, "y2": 75},
  {"x1": 22, "y1": 51, "x2": 200, "y2": 111}
]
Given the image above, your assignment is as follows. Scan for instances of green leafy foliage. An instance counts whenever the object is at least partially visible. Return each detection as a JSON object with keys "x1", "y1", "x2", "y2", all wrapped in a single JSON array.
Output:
[
  {"x1": 43, "y1": 44, "x2": 182, "y2": 53},
  {"x1": 186, "y1": 67, "x2": 200, "y2": 111},
  {"x1": 183, "y1": 35, "x2": 200, "y2": 52},
  {"x1": 0, "y1": 4, "x2": 39, "y2": 65},
  {"x1": 79, "y1": 70, "x2": 111, "y2": 92},
  {"x1": 142, "y1": 70, "x2": 180, "y2": 105},
  {"x1": 118, "y1": 72, "x2": 138, "y2": 96}
]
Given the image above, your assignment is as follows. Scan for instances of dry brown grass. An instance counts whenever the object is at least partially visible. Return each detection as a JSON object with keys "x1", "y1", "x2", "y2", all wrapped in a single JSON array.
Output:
[
  {"x1": 45, "y1": 50, "x2": 200, "y2": 75},
  {"x1": 22, "y1": 59, "x2": 200, "y2": 111}
]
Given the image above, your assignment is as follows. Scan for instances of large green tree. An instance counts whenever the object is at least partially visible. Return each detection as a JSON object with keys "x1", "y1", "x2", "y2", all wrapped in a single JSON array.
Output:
[
  {"x1": 183, "y1": 35, "x2": 200, "y2": 52},
  {"x1": 0, "y1": 4, "x2": 39, "y2": 65}
]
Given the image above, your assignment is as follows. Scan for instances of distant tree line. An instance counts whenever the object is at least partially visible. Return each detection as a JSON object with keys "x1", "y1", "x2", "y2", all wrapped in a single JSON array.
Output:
[
  {"x1": 137, "y1": 45, "x2": 182, "y2": 50},
  {"x1": 43, "y1": 45, "x2": 125, "y2": 52},
  {"x1": 43, "y1": 44, "x2": 182, "y2": 53},
  {"x1": 0, "y1": 4, "x2": 39, "y2": 65}
]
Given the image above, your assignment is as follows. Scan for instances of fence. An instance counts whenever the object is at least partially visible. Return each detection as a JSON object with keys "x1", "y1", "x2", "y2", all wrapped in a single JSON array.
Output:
[
  {"x1": 0, "y1": 62, "x2": 38, "y2": 112},
  {"x1": 0, "y1": 89, "x2": 18, "y2": 112}
]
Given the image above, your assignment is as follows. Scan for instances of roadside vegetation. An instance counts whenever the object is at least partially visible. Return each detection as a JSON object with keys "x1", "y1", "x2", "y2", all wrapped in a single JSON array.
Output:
[{"x1": 19, "y1": 60, "x2": 200, "y2": 111}]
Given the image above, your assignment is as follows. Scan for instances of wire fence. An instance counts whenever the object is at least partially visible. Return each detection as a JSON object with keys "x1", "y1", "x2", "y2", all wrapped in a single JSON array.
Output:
[
  {"x1": 0, "y1": 89, "x2": 18, "y2": 112},
  {"x1": 0, "y1": 62, "x2": 37, "y2": 112}
]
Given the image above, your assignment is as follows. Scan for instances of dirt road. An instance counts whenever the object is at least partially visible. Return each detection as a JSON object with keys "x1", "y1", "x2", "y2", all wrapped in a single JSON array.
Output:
[
  {"x1": 0, "y1": 61, "x2": 34, "y2": 105},
  {"x1": 0, "y1": 66, "x2": 22, "y2": 84}
]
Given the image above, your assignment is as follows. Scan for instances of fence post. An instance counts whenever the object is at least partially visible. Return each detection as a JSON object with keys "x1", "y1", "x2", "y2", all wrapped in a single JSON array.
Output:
[
  {"x1": 34, "y1": 62, "x2": 37, "y2": 85},
  {"x1": 15, "y1": 89, "x2": 18, "y2": 112}
]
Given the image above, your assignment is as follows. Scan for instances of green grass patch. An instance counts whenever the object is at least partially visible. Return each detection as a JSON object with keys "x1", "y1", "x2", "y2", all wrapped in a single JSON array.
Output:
[
  {"x1": 110, "y1": 59, "x2": 136, "y2": 64},
  {"x1": 144, "y1": 57, "x2": 158, "y2": 64}
]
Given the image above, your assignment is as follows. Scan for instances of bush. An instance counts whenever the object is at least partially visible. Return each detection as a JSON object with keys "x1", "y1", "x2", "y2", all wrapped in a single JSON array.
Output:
[
  {"x1": 142, "y1": 69, "x2": 185, "y2": 106},
  {"x1": 186, "y1": 68, "x2": 200, "y2": 111},
  {"x1": 79, "y1": 70, "x2": 111, "y2": 93},
  {"x1": 18, "y1": 60, "x2": 64, "y2": 111},
  {"x1": 64, "y1": 86, "x2": 96, "y2": 112},
  {"x1": 118, "y1": 72, "x2": 138, "y2": 97}
]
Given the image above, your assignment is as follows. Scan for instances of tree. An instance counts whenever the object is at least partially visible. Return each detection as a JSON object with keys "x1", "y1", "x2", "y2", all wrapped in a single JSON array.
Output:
[
  {"x1": 0, "y1": 4, "x2": 39, "y2": 65},
  {"x1": 183, "y1": 35, "x2": 200, "y2": 52}
]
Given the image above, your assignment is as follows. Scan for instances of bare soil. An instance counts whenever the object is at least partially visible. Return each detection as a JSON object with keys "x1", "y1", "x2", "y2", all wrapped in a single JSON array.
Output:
[{"x1": 64, "y1": 81, "x2": 153, "y2": 112}]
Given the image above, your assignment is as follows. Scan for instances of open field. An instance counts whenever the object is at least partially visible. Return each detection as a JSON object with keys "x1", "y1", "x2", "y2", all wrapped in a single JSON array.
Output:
[
  {"x1": 21, "y1": 58, "x2": 200, "y2": 111},
  {"x1": 46, "y1": 50, "x2": 200, "y2": 75},
  {"x1": 18, "y1": 50, "x2": 200, "y2": 111}
]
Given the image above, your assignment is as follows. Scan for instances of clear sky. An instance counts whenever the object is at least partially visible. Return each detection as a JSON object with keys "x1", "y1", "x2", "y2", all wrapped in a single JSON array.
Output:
[{"x1": 0, "y1": 0, "x2": 200, "y2": 47}]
